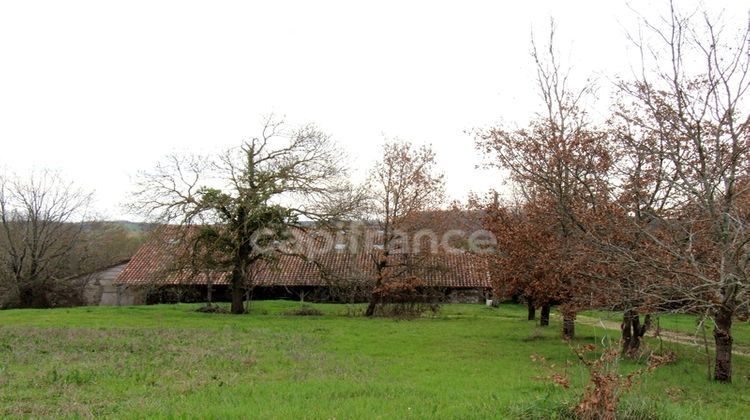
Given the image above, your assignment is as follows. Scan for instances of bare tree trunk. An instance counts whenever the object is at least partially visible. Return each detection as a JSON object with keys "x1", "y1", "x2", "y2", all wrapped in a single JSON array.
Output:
[
  {"x1": 713, "y1": 309, "x2": 733, "y2": 382},
  {"x1": 230, "y1": 269, "x2": 245, "y2": 314},
  {"x1": 621, "y1": 309, "x2": 633, "y2": 354},
  {"x1": 231, "y1": 287, "x2": 244, "y2": 314},
  {"x1": 540, "y1": 304, "x2": 550, "y2": 326},
  {"x1": 19, "y1": 283, "x2": 49, "y2": 309},
  {"x1": 562, "y1": 311, "x2": 576, "y2": 340},
  {"x1": 18, "y1": 285, "x2": 35, "y2": 308},
  {"x1": 621, "y1": 310, "x2": 651, "y2": 356},
  {"x1": 365, "y1": 267, "x2": 385, "y2": 317},
  {"x1": 365, "y1": 293, "x2": 378, "y2": 317},
  {"x1": 527, "y1": 300, "x2": 536, "y2": 321}
]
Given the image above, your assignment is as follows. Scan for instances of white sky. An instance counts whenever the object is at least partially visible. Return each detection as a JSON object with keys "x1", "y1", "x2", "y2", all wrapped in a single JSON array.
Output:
[{"x1": 0, "y1": 0, "x2": 745, "y2": 219}]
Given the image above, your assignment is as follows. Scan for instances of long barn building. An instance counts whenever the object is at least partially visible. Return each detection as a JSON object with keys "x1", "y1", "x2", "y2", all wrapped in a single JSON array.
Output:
[{"x1": 114, "y1": 226, "x2": 493, "y2": 305}]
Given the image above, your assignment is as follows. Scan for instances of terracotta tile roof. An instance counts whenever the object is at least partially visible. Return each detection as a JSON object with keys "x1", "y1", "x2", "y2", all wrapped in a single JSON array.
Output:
[{"x1": 116, "y1": 226, "x2": 491, "y2": 288}]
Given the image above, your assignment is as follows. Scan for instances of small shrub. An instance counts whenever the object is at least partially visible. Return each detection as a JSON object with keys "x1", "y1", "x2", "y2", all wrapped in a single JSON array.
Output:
[
  {"x1": 284, "y1": 306, "x2": 324, "y2": 316},
  {"x1": 195, "y1": 305, "x2": 229, "y2": 314},
  {"x1": 530, "y1": 345, "x2": 673, "y2": 420},
  {"x1": 574, "y1": 347, "x2": 675, "y2": 420},
  {"x1": 375, "y1": 302, "x2": 440, "y2": 319},
  {"x1": 371, "y1": 276, "x2": 443, "y2": 318}
]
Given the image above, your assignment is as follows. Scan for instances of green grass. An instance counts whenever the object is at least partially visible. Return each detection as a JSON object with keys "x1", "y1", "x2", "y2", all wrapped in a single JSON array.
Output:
[{"x1": 1, "y1": 301, "x2": 748, "y2": 418}]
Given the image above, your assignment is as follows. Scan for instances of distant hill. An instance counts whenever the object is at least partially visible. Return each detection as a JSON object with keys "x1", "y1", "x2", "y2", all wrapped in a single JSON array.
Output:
[{"x1": 109, "y1": 221, "x2": 159, "y2": 237}]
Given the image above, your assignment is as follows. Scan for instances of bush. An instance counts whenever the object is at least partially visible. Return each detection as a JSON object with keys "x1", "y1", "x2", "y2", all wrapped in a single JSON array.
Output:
[
  {"x1": 195, "y1": 305, "x2": 229, "y2": 314},
  {"x1": 375, "y1": 302, "x2": 440, "y2": 319},
  {"x1": 284, "y1": 306, "x2": 325, "y2": 316},
  {"x1": 528, "y1": 345, "x2": 675, "y2": 420},
  {"x1": 573, "y1": 346, "x2": 674, "y2": 420},
  {"x1": 373, "y1": 276, "x2": 443, "y2": 318}
]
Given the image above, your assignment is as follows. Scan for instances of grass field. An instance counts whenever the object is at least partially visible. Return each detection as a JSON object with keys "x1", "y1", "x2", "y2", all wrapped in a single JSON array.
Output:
[{"x1": 1, "y1": 302, "x2": 749, "y2": 419}]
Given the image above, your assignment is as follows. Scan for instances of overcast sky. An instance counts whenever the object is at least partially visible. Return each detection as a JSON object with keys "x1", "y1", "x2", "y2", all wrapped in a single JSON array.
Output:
[{"x1": 0, "y1": 0, "x2": 745, "y2": 220}]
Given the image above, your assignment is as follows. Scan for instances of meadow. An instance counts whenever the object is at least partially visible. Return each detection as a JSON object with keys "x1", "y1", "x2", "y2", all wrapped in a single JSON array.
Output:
[{"x1": 1, "y1": 301, "x2": 748, "y2": 419}]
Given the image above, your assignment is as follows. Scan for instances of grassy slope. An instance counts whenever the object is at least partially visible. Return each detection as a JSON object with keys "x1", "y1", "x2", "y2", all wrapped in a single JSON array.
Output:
[{"x1": 0, "y1": 302, "x2": 747, "y2": 419}]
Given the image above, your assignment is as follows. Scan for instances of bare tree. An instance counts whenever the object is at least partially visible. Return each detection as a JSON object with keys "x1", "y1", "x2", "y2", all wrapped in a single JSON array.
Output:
[
  {"x1": 0, "y1": 170, "x2": 94, "y2": 308},
  {"x1": 132, "y1": 115, "x2": 364, "y2": 314},
  {"x1": 617, "y1": 2, "x2": 750, "y2": 382},
  {"x1": 597, "y1": 95, "x2": 681, "y2": 356}
]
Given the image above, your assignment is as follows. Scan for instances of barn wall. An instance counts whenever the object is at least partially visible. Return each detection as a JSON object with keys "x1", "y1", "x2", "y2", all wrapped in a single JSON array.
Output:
[
  {"x1": 81, "y1": 263, "x2": 129, "y2": 306},
  {"x1": 445, "y1": 288, "x2": 487, "y2": 304},
  {"x1": 101, "y1": 285, "x2": 148, "y2": 306}
]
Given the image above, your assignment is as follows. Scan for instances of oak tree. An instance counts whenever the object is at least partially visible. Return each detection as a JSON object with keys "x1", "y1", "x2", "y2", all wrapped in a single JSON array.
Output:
[
  {"x1": 477, "y1": 25, "x2": 612, "y2": 339},
  {"x1": 133, "y1": 116, "x2": 362, "y2": 314}
]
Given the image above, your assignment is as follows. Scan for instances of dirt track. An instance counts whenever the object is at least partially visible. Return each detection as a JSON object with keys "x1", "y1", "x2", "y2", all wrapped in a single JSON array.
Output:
[{"x1": 575, "y1": 315, "x2": 750, "y2": 357}]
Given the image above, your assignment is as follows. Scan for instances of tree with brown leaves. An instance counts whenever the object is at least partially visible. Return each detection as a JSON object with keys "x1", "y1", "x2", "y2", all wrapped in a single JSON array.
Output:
[
  {"x1": 484, "y1": 195, "x2": 559, "y2": 326},
  {"x1": 364, "y1": 140, "x2": 445, "y2": 317},
  {"x1": 477, "y1": 25, "x2": 612, "y2": 339}
]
